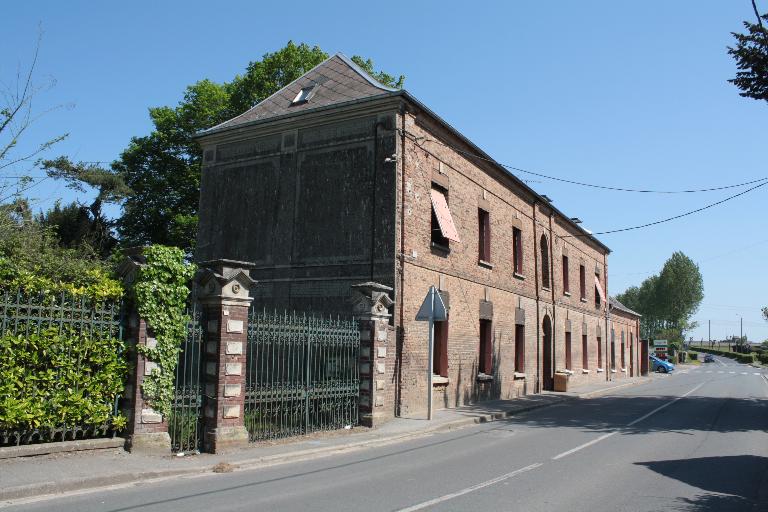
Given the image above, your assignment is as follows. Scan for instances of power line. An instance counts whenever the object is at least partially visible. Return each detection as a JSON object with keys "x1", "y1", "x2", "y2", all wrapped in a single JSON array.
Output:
[
  {"x1": 407, "y1": 132, "x2": 767, "y2": 193},
  {"x1": 562, "y1": 180, "x2": 768, "y2": 237}
]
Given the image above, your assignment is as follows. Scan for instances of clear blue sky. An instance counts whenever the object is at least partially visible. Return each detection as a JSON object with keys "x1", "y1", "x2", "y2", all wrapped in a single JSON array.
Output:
[{"x1": 4, "y1": 1, "x2": 767, "y2": 342}]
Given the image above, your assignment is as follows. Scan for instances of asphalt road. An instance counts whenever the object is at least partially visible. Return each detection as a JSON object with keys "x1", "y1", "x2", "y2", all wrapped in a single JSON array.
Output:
[{"x1": 6, "y1": 355, "x2": 768, "y2": 512}]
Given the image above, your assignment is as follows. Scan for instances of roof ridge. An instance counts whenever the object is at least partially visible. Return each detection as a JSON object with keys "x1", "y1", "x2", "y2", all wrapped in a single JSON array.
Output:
[{"x1": 333, "y1": 53, "x2": 399, "y2": 92}]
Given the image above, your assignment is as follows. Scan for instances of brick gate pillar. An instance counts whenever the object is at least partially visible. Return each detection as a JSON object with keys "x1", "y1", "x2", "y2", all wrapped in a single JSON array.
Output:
[
  {"x1": 352, "y1": 282, "x2": 395, "y2": 427},
  {"x1": 195, "y1": 260, "x2": 256, "y2": 453},
  {"x1": 118, "y1": 250, "x2": 172, "y2": 454}
]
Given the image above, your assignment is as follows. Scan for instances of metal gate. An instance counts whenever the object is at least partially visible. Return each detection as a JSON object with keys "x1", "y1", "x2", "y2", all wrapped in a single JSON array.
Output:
[
  {"x1": 169, "y1": 303, "x2": 204, "y2": 453},
  {"x1": 245, "y1": 309, "x2": 360, "y2": 441}
]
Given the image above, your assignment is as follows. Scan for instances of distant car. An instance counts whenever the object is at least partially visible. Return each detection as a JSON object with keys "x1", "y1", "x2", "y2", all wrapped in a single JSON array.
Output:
[
  {"x1": 703, "y1": 354, "x2": 715, "y2": 363},
  {"x1": 650, "y1": 355, "x2": 675, "y2": 373}
]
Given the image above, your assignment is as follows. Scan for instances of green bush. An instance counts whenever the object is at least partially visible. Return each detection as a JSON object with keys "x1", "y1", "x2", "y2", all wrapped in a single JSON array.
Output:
[{"x1": 0, "y1": 327, "x2": 127, "y2": 433}]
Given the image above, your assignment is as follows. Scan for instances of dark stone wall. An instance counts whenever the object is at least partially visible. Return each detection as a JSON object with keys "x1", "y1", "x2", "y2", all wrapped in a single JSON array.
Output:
[{"x1": 196, "y1": 114, "x2": 397, "y2": 316}]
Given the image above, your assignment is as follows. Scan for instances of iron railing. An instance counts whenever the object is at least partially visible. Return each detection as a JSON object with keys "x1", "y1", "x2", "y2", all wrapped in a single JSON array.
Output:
[
  {"x1": 0, "y1": 289, "x2": 123, "y2": 446},
  {"x1": 169, "y1": 302, "x2": 204, "y2": 453},
  {"x1": 245, "y1": 310, "x2": 360, "y2": 441}
]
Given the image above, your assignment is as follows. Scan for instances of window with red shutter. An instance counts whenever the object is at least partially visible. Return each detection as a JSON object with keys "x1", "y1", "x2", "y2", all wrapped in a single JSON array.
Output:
[
  {"x1": 513, "y1": 228, "x2": 523, "y2": 275},
  {"x1": 479, "y1": 319, "x2": 493, "y2": 374},
  {"x1": 478, "y1": 209, "x2": 490, "y2": 263},
  {"x1": 514, "y1": 324, "x2": 525, "y2": 373}
]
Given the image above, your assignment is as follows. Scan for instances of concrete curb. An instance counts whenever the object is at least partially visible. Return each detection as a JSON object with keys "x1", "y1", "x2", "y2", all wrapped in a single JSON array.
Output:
[
  {"x1": 1, "y1": 380, "x2": 656, "y2": 504},
  {"x1": 0, "y1": 437, "x2": 124, "y2": 460}
]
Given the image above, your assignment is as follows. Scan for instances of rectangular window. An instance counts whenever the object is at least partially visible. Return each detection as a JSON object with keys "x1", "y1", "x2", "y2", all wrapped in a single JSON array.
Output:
[
  {"x1": 597, "y1": 336, "x2": 603, "y2": 368},
  {"x1": 433, "y1": 320, "x2": 449, "y2": 377},
  {"x1": 513, "y1": 227, "x2": 523, "y2": 275},
  {"x1": 514, "y1": 324, "x2": 525, "y2": 373},
  {"x1": 430, "y1": 186, "x2": 461, "y2": 246},
  {"x1": 621, "y1": 333, "x2": 626, "y2": 368},
  {"x1": 565, "y1": 331, "x2": 572, "y2": 370},
  {"x1": 611, "y1": 331, "x2": 616, "y2": 370},
  {"x1": 579, "y1": 265, "x2": 586, "y2": 300},
  {"x1": 582, "y1": 334, "x2": 588, "y2": 369},
  {"x1": 479, "y1": 319, "x2": 493, "y2": 374},
  {"x1": 562, "y1": 256, "x2": 570, "y2": 294},
  {"x1": 478, "y1": 209, "x2": 490, "y2": 263}
]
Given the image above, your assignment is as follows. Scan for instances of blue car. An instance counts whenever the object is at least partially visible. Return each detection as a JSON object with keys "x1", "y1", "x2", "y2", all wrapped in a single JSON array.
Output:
[{"x1": 650, "y1": 355, "x2": 675, "y2": 373}]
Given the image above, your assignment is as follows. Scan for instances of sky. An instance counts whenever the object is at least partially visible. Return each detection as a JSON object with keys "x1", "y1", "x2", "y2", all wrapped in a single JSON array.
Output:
[{"x1": 3, "y1": 1, "x2": 767, "y2": 342}]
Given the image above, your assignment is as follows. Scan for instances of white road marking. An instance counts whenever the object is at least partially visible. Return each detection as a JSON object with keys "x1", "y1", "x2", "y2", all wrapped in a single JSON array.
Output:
[
  {"x1": 741, "y1": 372, "x2": 748, "y2": 375},
  {"x1": 551, "y1": 382, "x2": 704, "y2": 461},
  {"x1": 717, "y1": 371, "x2": 724, "y2": 374},
  {"x1": 730, "y1": 372, "x2": 736, "y2": 374},
  {"x1": 395, "y1": 463, "x2": 543, "y2": 512},
  {"x1": 754, "y1": 373, "x2": 761, "y2": 376}
]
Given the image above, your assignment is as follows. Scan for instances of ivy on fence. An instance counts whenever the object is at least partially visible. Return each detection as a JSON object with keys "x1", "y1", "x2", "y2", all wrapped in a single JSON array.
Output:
[{"x1": 133, "y1": 246, "x2": 196, "y2": 417}]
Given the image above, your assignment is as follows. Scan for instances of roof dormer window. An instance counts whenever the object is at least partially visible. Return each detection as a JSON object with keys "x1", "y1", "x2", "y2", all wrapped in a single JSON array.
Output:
[{"x1": 291, "y1": 85, "x2": 316, "y2": 105}]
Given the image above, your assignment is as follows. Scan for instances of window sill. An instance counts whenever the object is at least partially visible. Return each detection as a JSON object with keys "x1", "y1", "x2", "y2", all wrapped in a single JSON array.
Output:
[
  {"x1": 513, "y1": 272, "x2": 525, "y2": 280},
  {"x1": 596, "y1": 368, "x2": 604, "y2": 373},
  {"x1": 563, "y1": 291, "x2": 571, "y2": 297},
  {"x1": 580, "y1": 298, "x2": 587, "y2": 303},
  {"x1": 610, "y1": 369, "x2": 617, "y2": 374},
  {"x1": 559, "y1": 369, "x2": 574, "y2": 376},
  {"x1": 513, "y1": 372, "x2": 526, "y2": 380},
  {"x1": 476, "y1": 373, "x2": 494, "y2": 382},
  {"x1": 431, "y1": 242, "x2": 450, "y2": 255},
  {"x1": 542, "y1": 287, "x2": 551, "y2": 292},
  {"x1": 582, "y1": 369, "x2": 590, "y2": 374},
  {"x1": 432, "y1": 375, "x2": 449, "y2": 385},
  {"x1": 621, "y1": 368, "x2": 627, "y2": 373},
  {"x1": 478, "y1": 259, "x2": 493, "y2": 269}
]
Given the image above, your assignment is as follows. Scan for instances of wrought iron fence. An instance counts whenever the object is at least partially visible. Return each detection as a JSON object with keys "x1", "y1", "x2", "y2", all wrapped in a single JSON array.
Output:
[
  {"x1": 0, "y1": 289, "x2": 123, "y2": 446},
  {"x1": 169, "y1": 302, "x2": 204, "y2": 453},
  {"x1": 245, "y1": 310, "x2": 360, "y2": 441}
]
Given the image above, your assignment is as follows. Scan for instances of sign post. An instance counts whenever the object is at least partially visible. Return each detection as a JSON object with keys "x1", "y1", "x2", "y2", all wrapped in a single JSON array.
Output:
[{"x1": 415, "y1": 286, "x2": 447, "y2": 420}]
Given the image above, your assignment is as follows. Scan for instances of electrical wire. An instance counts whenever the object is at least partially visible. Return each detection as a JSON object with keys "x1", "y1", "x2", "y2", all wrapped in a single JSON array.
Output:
[
  {"x1": 562, "y1": 180, "x2": 768, "y2": 237},
  {"x1": 407, "y1": 132, "x2": 768, "y2": 194}
]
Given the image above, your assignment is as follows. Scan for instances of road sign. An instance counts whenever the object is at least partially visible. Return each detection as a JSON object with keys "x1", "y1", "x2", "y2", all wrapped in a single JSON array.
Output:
[
  {"x1": 415, "y1": 287, "x2": 447, "y2": 322},
  {"x1": 415, "y1": 286, "x2": 447, "y2": 421},
  {"x1": 653, "y1": 339, "x2": 668, "y2": 347}
]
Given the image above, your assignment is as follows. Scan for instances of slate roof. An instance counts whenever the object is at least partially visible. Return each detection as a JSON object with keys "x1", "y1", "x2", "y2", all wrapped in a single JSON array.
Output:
[
  {"x1": 609, "y1": 296, "x2": 642, "y2": 317},
  {"x1": 204, "y1": 53, "x2": 398, "y2": 133}
]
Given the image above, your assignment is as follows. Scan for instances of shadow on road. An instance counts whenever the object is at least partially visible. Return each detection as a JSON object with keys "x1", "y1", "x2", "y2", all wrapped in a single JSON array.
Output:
[
  {"x1": 503, "y1": 395, "x2": 768, "y2": 436},
  {"x1": 636, "y1": 455, "x2": 768, "y2": 511}
]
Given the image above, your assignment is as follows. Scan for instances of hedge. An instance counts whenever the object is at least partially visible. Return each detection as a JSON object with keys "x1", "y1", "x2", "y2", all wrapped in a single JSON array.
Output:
[{"x1": 689, "y1": 346, "x2": 756, "y2": 364}]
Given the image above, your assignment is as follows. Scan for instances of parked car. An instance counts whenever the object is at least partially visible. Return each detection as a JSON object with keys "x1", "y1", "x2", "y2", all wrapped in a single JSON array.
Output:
[
  {"x1": 650, "y1": 355, "x2": 675, "y2": 373},
  {"x1": 703, "y1": 354, "x2": 715, "y2": 363}
]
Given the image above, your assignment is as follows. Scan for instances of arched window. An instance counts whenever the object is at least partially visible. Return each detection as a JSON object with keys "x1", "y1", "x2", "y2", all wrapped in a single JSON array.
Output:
[{"x1": 540, "y1": 235, "x2": 550, "y2": 289}]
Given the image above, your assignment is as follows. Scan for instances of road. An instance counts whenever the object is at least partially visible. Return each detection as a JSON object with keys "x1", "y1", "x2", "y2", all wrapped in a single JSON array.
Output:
[{"x1": 6, "y1": 355, "x2": 768, "y2": 512}]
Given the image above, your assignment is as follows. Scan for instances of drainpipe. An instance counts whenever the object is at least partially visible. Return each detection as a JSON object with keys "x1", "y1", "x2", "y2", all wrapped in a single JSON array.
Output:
[
  {"x1": 397, "y1": 104, "x2": 407, "y2": 415},
  {"x1": 533, "y1": 201, "x2": 541, "y2": 393}
]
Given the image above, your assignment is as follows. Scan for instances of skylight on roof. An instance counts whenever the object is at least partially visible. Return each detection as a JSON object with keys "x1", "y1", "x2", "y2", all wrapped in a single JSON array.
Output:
[{"x1": 291, "y1": 85, "x2": 316, "y2": 105}]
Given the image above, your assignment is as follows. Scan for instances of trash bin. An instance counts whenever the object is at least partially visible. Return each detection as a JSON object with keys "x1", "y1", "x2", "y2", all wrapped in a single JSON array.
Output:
[{"x1": 554, "y1": 372, "x2": 569, "y2": 392}]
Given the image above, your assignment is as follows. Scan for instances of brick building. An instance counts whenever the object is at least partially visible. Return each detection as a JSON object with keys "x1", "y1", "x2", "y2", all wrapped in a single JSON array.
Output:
[{"x1": 195, "y1": 53, "x2": 641, "y2": 419}]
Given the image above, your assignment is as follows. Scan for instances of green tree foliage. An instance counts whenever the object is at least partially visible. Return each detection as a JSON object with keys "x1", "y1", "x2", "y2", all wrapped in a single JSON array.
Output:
[
  {"x1": 616, "y1": 252, "x2": 704, "y2": 340},
  {"x1": 728, "y1": 8, "x2": 768, "y2": 102},
  {"x1": 0, "y1": 199, "x2": 121, "y2": 297},
  {"x1": 114, "y1": 41, "x2": 403, "y2": 250},
  {"x1": 38, "y1": 157, "x2": 132, "y2": 257}
]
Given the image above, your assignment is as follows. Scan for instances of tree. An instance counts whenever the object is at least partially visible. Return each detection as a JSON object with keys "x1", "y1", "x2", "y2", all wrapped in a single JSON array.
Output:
[
  {"x1": 115, "y1": 41, "x2": 404, "y2": 250},
  {"x1": 728, "y1": 2, "x2": 768, "y2": 102},
  {"x1": 0, "y1": 31, "x2": 68, "y2": 203},
  {"x1": 39, "y1": 157, "x2": 131, "y2": 256},
  {"x1": 616, "y1": 252, "x2": 703, "y2": 340}
]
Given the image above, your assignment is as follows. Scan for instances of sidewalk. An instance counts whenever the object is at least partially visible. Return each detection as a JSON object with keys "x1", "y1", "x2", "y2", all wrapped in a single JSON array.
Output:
[{"x1": 0, "y1": 375, "x2": 653, "y2": 504}]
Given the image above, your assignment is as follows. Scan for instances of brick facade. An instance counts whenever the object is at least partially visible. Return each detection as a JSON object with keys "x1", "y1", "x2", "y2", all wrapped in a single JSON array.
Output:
[{"x1": 195, "y1": 54, "x2": 641, "y2": 425}]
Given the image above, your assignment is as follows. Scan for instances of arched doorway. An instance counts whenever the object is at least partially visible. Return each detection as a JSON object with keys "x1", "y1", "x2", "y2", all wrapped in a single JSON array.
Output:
[{"x1": 542, "y1": 315, "x2": 553, "y2": 391}]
